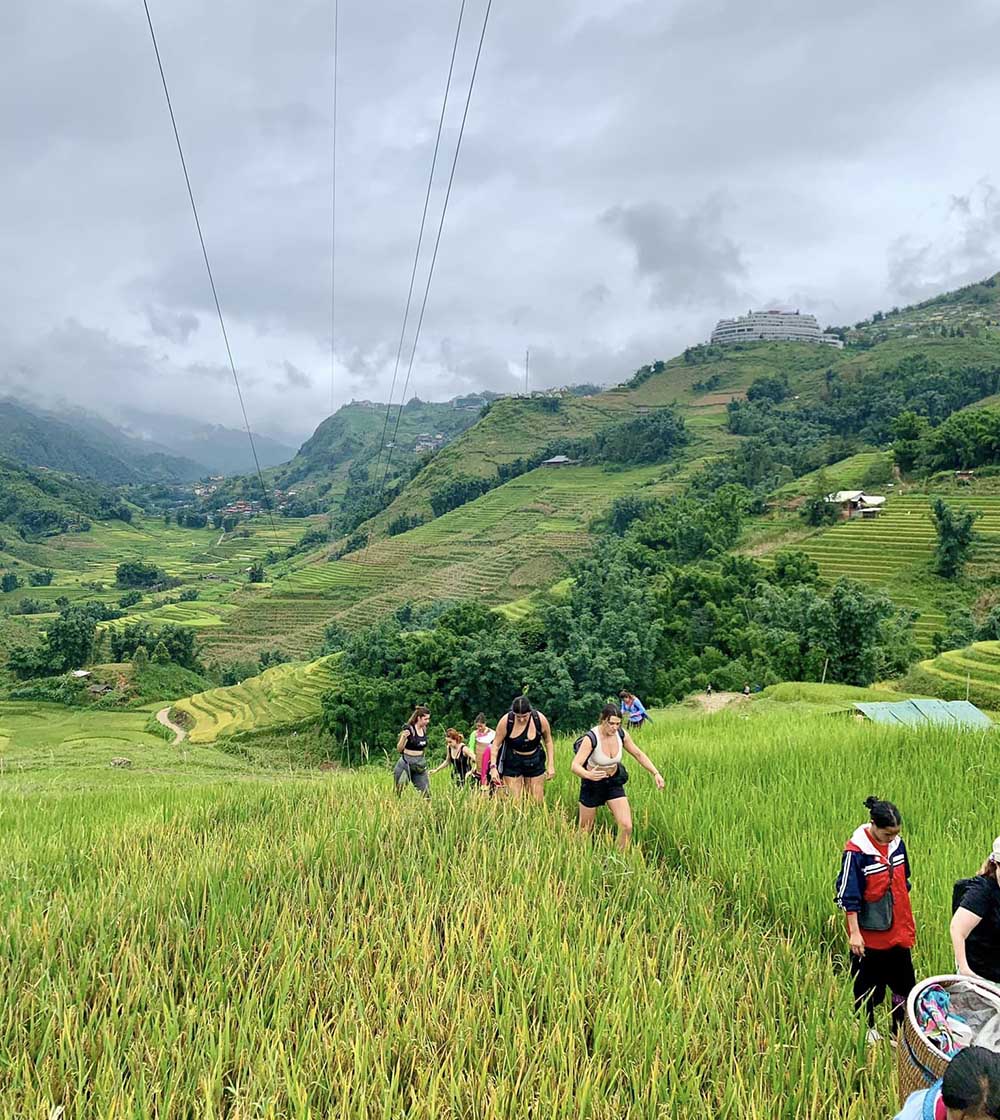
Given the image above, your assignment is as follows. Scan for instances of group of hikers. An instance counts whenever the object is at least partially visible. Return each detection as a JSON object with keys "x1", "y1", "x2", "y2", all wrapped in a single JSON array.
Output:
[
  {"x1": 392, "y1": 690, "x2": 660, "y2": 848},
  {"x1": 836, "y1": 798, "x2": 1000, "y2": 1118}
]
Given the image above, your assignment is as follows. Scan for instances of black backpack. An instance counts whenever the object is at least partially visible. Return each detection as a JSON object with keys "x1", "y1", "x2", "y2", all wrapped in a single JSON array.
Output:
[
  {"x1": 505, "y1": 709, "x2": 543, "y2": 739},
  {"x1": 572, "y1": 726, "x2": 625, "y2": 759},
  {"x1": 953, "y1": 877, "x2": 980, "y2": 914}
]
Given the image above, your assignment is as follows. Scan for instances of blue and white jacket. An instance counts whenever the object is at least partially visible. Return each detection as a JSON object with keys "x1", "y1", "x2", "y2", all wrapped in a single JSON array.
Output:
[{"x1": 834, "y1": 824, "x2": 915, "y2": 949}]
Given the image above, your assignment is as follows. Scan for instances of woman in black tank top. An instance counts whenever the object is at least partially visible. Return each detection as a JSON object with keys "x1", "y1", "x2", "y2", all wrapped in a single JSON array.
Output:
[
  {"x1": 488, "y1": 694, "x2": 555, "y2": 803},
  {"x1": 432, "y1": 728, "x2": 476, "y2": 787},
  {"x1": 393, "y1": 705, "x2": 432, "y2": 798}
]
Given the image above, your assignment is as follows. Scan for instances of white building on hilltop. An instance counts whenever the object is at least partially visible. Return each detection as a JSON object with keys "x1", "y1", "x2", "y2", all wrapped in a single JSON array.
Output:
[{"x1": 710, "y1": 310, "x2": 844, "y2": 349}]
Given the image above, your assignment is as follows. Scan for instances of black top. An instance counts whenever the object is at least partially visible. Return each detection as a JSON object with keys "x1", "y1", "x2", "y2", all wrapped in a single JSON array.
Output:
[
  {"x1": 961, "y1": 875, "x2": 1000, "y2": 981},
  {"x1": 404, "y1": 724, "x2": 428, "y2": 752},
  {"x1": 449, "y1": 749, "x2": 472, "y2": 783},
  {"x1": 506, "y1": 711, "x2": 541, "y2": 751}
]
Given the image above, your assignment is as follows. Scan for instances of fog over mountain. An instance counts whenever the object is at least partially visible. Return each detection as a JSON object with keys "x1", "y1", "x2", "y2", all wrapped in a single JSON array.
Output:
[{"x1": 2, "y1": 0, "x2": 1000, "y2": 443}]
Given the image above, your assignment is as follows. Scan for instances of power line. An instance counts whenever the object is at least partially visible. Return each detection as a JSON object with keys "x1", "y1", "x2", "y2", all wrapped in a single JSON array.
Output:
[
  {"x1": 366, "y1": 0, "x2": 468, "y2": 518},
  {"x1": 369, "y1": 0, "x2": 494, "y2": 539},
  {"x1": 141, "y1": 0, "x2": 280, "y2": 544},
  {"x1": 331, "y1": 0, "x2": 339, "y2": 417}
]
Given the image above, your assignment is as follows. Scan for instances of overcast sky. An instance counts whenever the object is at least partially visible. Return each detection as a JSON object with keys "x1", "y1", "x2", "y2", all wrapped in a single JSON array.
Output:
[{"x1": 3, "y1": 0, "x2": 1000, "y2": 444}]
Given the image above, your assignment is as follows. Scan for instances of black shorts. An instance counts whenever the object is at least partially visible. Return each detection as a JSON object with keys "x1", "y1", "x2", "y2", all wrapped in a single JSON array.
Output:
[
  {"x1": 579, "y1": 764, "x2": 629, "y2": 809},
  {"x1": 500, "y1": 747, "x2": 545, "y2": 779}
]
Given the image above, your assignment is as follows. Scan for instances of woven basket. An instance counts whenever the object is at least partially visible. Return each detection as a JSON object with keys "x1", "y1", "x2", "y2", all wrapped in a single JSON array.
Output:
[{"x1": 897, "y1": 974, "x2": 1000, "y2": 1108}]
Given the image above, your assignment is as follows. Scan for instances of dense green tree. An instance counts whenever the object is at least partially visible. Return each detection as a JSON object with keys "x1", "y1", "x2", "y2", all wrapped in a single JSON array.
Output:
[
  {"x1": 115, "y1": 560, "x2": 162, "y2": 589},
  {"x1": 247, "y1": 562, "x2": 266, "y2": 583},
  {"x1": 930, "y1": 498, "x2": 981, "y2": 578},
  {"x1": 151, "y1": 641, "x2": 171, "y2": 665},
  {"x1": 132, "y1": 645, "x2": 150, "y2": 672},
  {"x1": 27, "y1": 569, "x2": 55, "y2": 587}
]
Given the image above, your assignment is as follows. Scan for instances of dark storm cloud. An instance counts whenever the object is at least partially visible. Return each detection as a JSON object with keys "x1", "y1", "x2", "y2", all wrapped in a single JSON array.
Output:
[{"x1": 3, "y1": 0, "x2": 1000, "y2": 441}]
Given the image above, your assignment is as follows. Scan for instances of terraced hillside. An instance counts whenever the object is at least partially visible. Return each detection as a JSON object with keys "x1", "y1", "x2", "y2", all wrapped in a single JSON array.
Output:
[
  {"x1": 173, "y1": 655, "x2": 340, "y2": 742},
  {"x1": 200, "y1": 464, "x2": 677, "y2": 661},
  {"x1": 911, "y1": 641, "x2": 1000, "y2": 708},
  {"x1": 773, "y1": 493, "x2": 1000, "y2": 644}
]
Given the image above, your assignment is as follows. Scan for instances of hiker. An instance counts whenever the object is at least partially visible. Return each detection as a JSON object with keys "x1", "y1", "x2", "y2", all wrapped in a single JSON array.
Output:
[
  {"x1": 894, "y1": 1045, "x2": 1000, "y2": 1120},
  {"x1": 834, "y1": 796, "x2": 916, "y2": 1043},
  {"x1": 393, "y1": 705, "x2": 432, "y2": 798},
  {"x1": 472, "y1": 713, "x2": 497, "y2": 787},
  {"x1": 431, "y1": 728, "x2": 476, "y2": 787},
  {"x1": 619, "y1": 689, "x2": 652, "y2": 729},
  {"x1": 706, "y1": 683, "x2": 713, "y2": 698},
  {"x1": 742, "y1": 682, "x2": 751, "y2": 698},
  {"x1": 951, "y1": 836, "x2": 1000, "y2": 983},
  {"x1": 572, "y1": 704, "x2": 665, "y2": 849},
  {"x1": 489, "y1": 695, "x2": 555, "y2": 801}
]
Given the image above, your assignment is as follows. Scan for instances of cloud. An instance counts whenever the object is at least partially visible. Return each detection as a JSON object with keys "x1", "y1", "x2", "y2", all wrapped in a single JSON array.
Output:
[
  {"x1": 281, "y1": 360, "x2": 312, "y2": 389},
  {"x1": 3, "y1": 0, "x2": 1000, "y2": 443},
  {"x1": 601, "y1": 198, "x2": 747, "y2": 306},
  {"x1": 145, "y1": 305, "x2": 199, "y2": 344},
  {"x1": 888, "y1": 181, "x2": 1000, "y2": 301}
]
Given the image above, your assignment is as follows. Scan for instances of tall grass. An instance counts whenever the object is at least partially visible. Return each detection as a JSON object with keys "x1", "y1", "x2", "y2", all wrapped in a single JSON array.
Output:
[{"x1": 3, "y1": 709, "x2": 996, "y2": 1116}]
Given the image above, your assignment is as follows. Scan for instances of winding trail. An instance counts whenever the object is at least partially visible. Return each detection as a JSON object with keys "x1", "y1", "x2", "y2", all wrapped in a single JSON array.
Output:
[
  {"x1": 690, "y1": 691, "x2": 743, "y2": 714},
  {"x1": 156, "y1": 707, "x2": 187, "y2": 745}
]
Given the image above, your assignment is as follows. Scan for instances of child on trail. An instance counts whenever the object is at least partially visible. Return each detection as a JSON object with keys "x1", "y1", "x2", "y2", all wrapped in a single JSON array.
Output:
[
  {"x1": 951, "y1": 836, "x2": 1000, "y2": 983},
  {"x1": 894, "y1": 1045, "x2": 1000, "y2": 1120},
  {"x1": 393, "y1": 706, "x2": 432, "y2": 798},
  {"x1": 834, "y1": 796, "x2": 916, "y2": 1044},
  {"x1": 489, "y1": 695, "x2": 555, "y2": 802},
  {"x1": 432, "y1": 728, "x2": 476, "y2": 787},
  {"x1": 619, "y1": 689, "x2": 652, "y2": 729},
  {"x1": 572, "y1": 704, "x2": 665, "y2": 850}
]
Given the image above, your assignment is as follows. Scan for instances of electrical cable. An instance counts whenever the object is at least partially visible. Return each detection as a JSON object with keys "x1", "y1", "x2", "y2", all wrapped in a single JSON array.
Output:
[
  {"x1": 331, "y1": 0, "x2": 339, "y2": 417},
  {"x1": 366, "y1": 0, "x2": 468, "y2": 510},
  {"x1": 141, "y1": 0, "x2": 280, "y2": 544},
  {"x1": 364, "y1": 0, "x2": 493, "y2": 559}
]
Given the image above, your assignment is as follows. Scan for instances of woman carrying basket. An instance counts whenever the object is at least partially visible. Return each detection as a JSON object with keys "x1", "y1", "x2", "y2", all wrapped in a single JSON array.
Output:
[
  {"x1": 894, "y1": 1045, "x2": 1000, "y2": 1120},
  {"x1": 834, "y1": 796, "x2": 917, "y2": 1044}
]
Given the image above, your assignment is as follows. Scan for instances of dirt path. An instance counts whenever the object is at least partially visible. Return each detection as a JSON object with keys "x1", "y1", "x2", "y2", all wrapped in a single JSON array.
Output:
[
  {"x1": 690, "y1": 691, "x2": 743, "y2": 714},
  {"x1": 156, "y1": 707, "x2": 187, "y2": 745}
]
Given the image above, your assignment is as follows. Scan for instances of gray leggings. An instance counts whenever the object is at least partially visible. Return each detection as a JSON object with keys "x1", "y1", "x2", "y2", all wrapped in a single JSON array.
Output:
[{"x1": 394, "y1": 754, "x2": 430, "y2": 798}]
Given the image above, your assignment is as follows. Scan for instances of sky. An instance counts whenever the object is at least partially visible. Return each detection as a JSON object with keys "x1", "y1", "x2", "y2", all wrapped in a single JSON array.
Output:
[{"x1": 2, "y1": 0, "x2": 1000, "y2": 446}]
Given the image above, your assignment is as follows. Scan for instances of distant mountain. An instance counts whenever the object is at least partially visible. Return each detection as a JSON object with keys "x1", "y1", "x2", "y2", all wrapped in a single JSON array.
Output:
[
  {"x1": 273, "y1": 395, "x2": 499, "y2": 491},
  {"x1": 116, "y1": 410, "x2": 296, "y2": 475},
  {"x1": 0, "y1": 455, "x2": 115, "y2": 537},
  {"x1": 0, "y1": 400, "x2": 204, "y2": 484}
]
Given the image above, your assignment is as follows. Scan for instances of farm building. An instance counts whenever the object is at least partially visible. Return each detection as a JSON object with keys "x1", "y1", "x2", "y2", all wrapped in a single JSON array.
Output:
[
  {"x1": 825, "y1": 490, "x2": 886, "y2": 520},
  {"x1": 851, "y1": 699, "x2": 993, "y2": 730},
  {"x1": 542, "y1": 455, "x2": 580, "y2": 468}
]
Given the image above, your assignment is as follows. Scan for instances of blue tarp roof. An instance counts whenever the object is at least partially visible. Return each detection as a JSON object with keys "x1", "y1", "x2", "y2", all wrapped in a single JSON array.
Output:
[{"x1": 853, "y1": 699, "x2": 994, "y2": 730}]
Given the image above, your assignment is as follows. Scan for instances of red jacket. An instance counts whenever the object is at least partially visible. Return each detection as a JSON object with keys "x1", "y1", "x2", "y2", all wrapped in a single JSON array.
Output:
[{"x1": 835, "y1": 825, "x2": 915, "y2": 950}]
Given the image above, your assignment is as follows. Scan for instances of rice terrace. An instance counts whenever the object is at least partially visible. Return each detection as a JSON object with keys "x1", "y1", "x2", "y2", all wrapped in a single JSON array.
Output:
[{"x1": 5, "y1": 0, "x2": 1000, "y2": 1118}]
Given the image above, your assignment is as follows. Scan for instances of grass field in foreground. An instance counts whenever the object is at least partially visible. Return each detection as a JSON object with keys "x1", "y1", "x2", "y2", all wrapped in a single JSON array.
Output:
[{"x1": 1, "y1": 705, "x2": 998, "y2": 1116}]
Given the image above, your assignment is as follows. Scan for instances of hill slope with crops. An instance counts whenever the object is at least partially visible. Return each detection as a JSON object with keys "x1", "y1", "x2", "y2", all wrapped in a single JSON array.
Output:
[{"x1": 0, "y1": 702, "x2": 997, "y2": 1116}]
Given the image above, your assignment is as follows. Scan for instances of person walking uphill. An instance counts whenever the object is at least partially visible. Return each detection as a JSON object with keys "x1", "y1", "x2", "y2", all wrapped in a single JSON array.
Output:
[
  {"x1": 834, "y1": 796, "x2": 916, "y2": 1043},
  {"x1": 489, "y1": 695, "x2": 555, "y2": 802},
  {"x1": 619, "y1": 689, "x2": 652, "y2": 729},
  {"x1": 573, "y1": 704, "x2": 665, "y2": 849},
  {"x1": 431, "y1": 728, "x2": 476, "y2": 787},
  {"x1": 393, "y1": 706, "x2": 432, "y2": 799}
]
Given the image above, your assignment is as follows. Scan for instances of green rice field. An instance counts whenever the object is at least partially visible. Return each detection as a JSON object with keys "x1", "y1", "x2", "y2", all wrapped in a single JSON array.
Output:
[
  {"x1": 173, "y1": 655, "x2": 341, "y2": 742},
  {"x1": 765, "y1": 493, "x2": 1000, "y2": 645},
  {"x1": 0, "y1": 701, "x2": 996, "y2": 1117},
  {"x1": 910, "y1": 640, "x2": 1000, "y2": 707}
]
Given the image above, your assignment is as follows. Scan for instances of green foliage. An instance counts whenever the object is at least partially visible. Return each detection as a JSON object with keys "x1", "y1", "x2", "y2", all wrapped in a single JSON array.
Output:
[
  {"x1": 891, "y1": 411, "x2": 930, "y2": 473},
  {"x1": 746, "y1": 373, "x2": 789, "y2": 404},
  {"x1": 115, "y1": 560, "x2": 162, "y2": 589},
  {"x1": 429, "y1": 477, "x2": 492, "y2": 518},
  {"x1": 387, "y1": 513, "x2": 426, "y2": 536},
  {"x1": 151, "y1": 641, "x2": 171, "y2": 665},
  {"x1": 27, "y1": 568, "x2": 54, "y2": 587},
  {"x1": 109, "y1": 623, "x2": 200, "y2": 671},
  {"x1": 178, "y1": 588, "x2": 199, "y2": 602},
  {"x1": 247, "y1": 562, "x2": 266, "y2": 584},
  {"x1": 1, "y1": 571, "x2": 22, "y2": 592},
  {"x1": 132, "y1": 645, "x2": 150, "y2": 672},
  {"x1": 915, "y1": 407, "x2": 1000, "y2": 473},
  {"x1": 771, "y1": 550, "x2": 819, "y2": 587},
  {"x1": 118, "y1": 590, "x2": 143, "y2": 608},
  {"x1": 9, "y1": 597, "x2": 46, "y2": 616},
  {"x1": 929, "y1": 497, "x2": 980, "y2": 578}
]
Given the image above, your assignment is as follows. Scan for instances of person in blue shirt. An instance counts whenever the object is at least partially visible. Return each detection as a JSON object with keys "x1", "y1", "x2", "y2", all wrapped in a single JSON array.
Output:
[
  {"x1": 619, "y1": 689, "x2": 651, "y2": 729},
  {"x1": 895, "y1": 1046, "x2": 1000, "y2": 1120}
]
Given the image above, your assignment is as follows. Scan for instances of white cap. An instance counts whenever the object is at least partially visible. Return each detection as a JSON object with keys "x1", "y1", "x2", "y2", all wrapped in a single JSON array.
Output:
[{"x1": 992, "y1": 837, "x2": 1000, "y2": 864}]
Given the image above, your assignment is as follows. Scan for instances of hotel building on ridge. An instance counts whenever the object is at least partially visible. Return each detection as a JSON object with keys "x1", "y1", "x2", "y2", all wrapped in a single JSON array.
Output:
[{"x1": 710, "y1": 310, "x2": 844, "y2": 348}]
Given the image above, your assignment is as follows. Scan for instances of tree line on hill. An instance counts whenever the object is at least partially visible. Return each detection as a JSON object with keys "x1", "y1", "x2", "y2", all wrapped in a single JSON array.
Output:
[{"x1": 318, "y1": 487, "x2": 916, "y2": 752}]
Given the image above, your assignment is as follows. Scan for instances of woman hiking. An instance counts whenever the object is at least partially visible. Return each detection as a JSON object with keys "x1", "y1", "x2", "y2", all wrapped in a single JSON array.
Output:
[
  {"x1": 894, "y1": 1045, "x2": 1000, "y2": 1120},
  {"x1": 572, "y1": 704, "x2": 664, "y2": 849},
  {"x1": 393, "y1": 706, "x2": 432, "y2": 798},
  {"x1": 488, "y1": 695, "x2": 555, "y2": 802},
  {"x1": 834, "y1": 796, "x2": 916, "y2": 1044},
  {"x1": 951, "y1": 836, "x2": 1000, "y2": 983},
  {"x1": 472, "y1": 713, "x2": 497, "y2": 789},
  {"x1": 619, "y1": 689, "x2": 652, "y2": 729},
  {"x1": 431, "y1": 728, "x2": 476, "y2": 787}
]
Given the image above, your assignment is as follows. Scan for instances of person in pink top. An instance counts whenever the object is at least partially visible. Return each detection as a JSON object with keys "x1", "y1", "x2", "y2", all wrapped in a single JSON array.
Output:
[{"x1": 472, "y1": 713, "x2": 498, "y2": 791}]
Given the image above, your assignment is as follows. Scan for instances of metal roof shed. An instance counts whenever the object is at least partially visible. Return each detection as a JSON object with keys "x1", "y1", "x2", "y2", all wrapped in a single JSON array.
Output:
[{"x1": 852, "y1": 700, "x2": 994, "y2": 729}]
